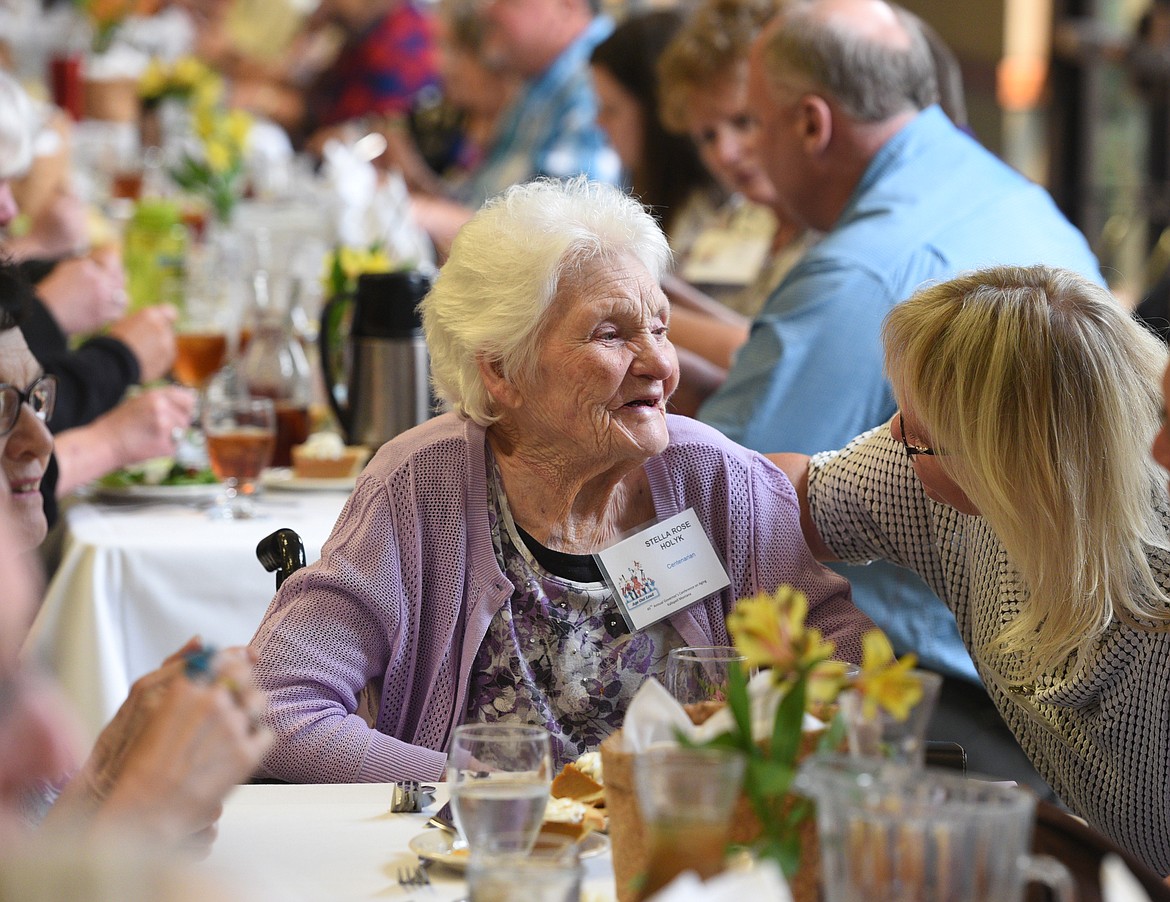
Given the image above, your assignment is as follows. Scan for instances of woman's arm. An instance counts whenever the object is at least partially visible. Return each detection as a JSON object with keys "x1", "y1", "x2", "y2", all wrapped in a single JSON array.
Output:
[
  {"x1": 768, "y1": 452, "x2": 837, "y2": 561},
  {"x1": 250, "y1": 483, "x2": 450, "y2": 783}
]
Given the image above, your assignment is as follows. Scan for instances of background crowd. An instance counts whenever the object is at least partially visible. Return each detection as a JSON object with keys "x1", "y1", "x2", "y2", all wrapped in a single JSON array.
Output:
[{"x1": 2, "y1": 0, "x2": 1170, "y2": 892}]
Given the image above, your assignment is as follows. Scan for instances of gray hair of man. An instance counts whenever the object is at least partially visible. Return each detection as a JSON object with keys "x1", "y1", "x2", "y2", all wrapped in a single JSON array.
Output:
[
  {"x1": 761, "y1": 0, "x2": 939, "y2": 123},
  {"x1": 421, "y1": 177, "x2": 672, "y2": 427},
  {"x1": 0, "y1": 70, "x2": 33, "y2": 180}
]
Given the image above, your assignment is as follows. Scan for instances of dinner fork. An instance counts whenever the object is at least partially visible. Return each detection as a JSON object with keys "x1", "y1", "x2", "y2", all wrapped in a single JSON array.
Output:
[
  {"x1": 390, "y1": 780, "x2": 436, "y2": 813},
  {"x1": 391, "y1": 780, "x2": 421, "y2": 813},
  {"x1": 397, "y1": 863, "x2": 431, "y2": 890}
]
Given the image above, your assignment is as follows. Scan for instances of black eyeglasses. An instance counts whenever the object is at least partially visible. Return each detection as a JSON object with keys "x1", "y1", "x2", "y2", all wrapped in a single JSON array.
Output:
[
  {"x1": 0, "y1": 375, "x2": 56, "y2": 437},
  {"x1": 898, "y1": 411, "x2": 936, "y2": 457}
]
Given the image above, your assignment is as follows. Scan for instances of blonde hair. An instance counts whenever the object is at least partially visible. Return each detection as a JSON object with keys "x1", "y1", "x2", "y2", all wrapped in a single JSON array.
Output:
[
  {"x1": 657, "y1": 0, "x2": 783, "y2": 133},
  {"x1": 884, "y1": 265, "x2": 1170, "y2": 683},
  {"x1": 420, "y1": 177, "x2": 671, "y2": 426}
]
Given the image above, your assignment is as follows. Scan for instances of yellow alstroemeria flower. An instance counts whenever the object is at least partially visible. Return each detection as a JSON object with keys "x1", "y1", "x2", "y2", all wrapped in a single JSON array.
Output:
[
  {"x1": 204, "y1": 139, "x2": 232, "y2": 174},
  {"x1": 852, "y1": 629, "x2": 921, "y2": 720},
  {"x1": 173, "y1": 56, "x2": 205, "y2": 90},
  {"x1": 806, "y1": 658, "x2": 851, "y2": 706},
  {"x1": 192, "y1": 104, "x2": 219, "y2": 140},
  {"x1": 727, "y1": 586, "x2": 836, "y2": 676},
  {"x1": 224, "y1": 109, "x2": 253, "y2": 150},
  {"x1": 193, "y1": 76, "x2": 224, "y2": 108},
  {"x1": 139, "y1": 59, "x2": 168, "y2": 98}
]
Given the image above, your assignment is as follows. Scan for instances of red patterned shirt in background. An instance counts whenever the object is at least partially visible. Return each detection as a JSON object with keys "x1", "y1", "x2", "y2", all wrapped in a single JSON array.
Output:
[{"x1": 305, "y1": 0, "x2": 439, "y2": 133}]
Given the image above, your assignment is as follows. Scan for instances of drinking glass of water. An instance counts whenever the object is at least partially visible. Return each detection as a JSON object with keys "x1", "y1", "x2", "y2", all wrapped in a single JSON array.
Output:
[{"x1": 447, "y1": 723, "x2": 552, "y2": 856}]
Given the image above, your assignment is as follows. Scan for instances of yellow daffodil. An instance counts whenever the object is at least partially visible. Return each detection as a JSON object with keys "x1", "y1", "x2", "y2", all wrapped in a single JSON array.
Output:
[{"x1": 852, "y1": 629, "x2": 922, "y2": 720}]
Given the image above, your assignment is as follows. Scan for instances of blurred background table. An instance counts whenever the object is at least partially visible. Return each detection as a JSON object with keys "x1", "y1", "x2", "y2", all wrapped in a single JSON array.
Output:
[{"x1": 25, "y1": 485, "x2": 348, "y2": 746}]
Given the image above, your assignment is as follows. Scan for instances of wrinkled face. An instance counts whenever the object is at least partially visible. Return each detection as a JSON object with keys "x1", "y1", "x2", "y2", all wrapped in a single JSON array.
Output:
[
  {"x1": 479, "y1": 0, "x2": 562, "y2": 76},
  {"x1": 0, "y1": 329, "x2": 53, "y2": 549},
  {"x1": 684, "y1": 72, "x2": 777, "y2": 209},
  {"x1": 591, "y1": 66, "x2": 644, "y2": 175},
  {"x1": 1153, "y1": 361, "x2": 1170, "y2": 491},
  {"x1": 891, "y1": 406, "x2": 979, "y2": 516},
  {"x1": 509, "y1": 254, "x2": 679, "y2": 469}
]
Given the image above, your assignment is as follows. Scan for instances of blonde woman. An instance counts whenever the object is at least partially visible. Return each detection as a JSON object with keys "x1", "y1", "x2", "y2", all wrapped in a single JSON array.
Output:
[{"x1": 776, "y1": 264, "x2": 1170, "y2": 875}]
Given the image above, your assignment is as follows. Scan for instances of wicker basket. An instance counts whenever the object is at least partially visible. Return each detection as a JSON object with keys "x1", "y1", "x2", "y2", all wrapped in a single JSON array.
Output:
[{"x1": 601, "y1": 728, "x2": 822, "y2": 902}]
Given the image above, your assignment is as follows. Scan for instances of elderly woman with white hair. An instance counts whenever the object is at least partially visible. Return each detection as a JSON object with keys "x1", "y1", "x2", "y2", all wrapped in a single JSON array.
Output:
[{"x1": 250, "y1": 177, "x2": 870, "y2": 781}]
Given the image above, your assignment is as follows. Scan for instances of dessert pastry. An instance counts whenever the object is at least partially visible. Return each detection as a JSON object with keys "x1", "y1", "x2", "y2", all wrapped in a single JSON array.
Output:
[
  {"x1": 290, "y1": 432, "x2": 369, "y2": 479},
  {"x1": 551, "y1": 751, "x2": 605, "y2": 806},
  {"x1": 542, "y1": 752, "x2": 607, "y2": 841},
  {"x1": 539, "y1": 797, "x2": 607, "y2": 843}
]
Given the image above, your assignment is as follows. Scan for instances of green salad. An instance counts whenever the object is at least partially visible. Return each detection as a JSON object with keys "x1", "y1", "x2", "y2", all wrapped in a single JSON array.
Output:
[{"x1": 98, "y1": 462, "x2": 218, "y2": 488}]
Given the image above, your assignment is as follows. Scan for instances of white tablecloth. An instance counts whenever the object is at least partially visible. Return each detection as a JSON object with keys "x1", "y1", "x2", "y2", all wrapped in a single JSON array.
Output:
[
  {"x1": 25, "y1": 488, "x2": 348, "y2": 745},
  {"x1": 204, "y1": 783, "x2": 617, "y2": 902}
]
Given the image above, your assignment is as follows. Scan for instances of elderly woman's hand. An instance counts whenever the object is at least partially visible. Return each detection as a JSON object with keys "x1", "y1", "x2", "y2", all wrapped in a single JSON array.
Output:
[
  {"x1": 93, "y1": 650, "x2": 271, "y2": 852},
  {"x1": 52, "y1": 641, "x2": 271, "y2": 850}
]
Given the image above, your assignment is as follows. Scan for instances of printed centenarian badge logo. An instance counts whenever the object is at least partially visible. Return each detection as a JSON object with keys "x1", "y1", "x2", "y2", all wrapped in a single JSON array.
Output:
[
  {"x1": 595, "y1": 508, "x2": 731, "y2": 632},
  {"x1": 616, "y1": 561, "x2": 660, "y2": 609}
]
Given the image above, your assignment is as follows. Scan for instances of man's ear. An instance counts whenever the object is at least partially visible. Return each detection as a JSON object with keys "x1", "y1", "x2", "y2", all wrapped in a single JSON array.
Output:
[
  {"x1": 477, "y1": 354, "x2": 521, "y2": 410},
  {"x1": 796, "y1": 93, "x2": 833, "y2": 156}
]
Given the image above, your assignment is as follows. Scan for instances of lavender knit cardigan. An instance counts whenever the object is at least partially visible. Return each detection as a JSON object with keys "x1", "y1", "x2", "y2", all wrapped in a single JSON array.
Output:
[{"x1": 250, "y1": 413, "x2": 869, "y2": 783}]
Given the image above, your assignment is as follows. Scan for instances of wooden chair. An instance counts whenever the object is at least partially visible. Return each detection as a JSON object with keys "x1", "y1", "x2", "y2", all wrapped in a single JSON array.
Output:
[{"x1": 1028, "y1": 801, "x2": 1170, "y2": 902}]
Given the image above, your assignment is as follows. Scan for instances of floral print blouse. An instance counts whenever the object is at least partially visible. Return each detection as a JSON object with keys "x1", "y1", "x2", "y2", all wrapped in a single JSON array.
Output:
[{"x1": 465, "y1": 452, "x2": 685, "y2": 766}]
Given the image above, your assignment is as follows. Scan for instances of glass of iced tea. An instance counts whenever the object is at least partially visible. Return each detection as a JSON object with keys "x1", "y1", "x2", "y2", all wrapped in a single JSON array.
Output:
[
  {"x1": 633, "y1": 746, "x2": 746, "y2": 900},
  {"x1": 203, "y1": 396, "x2": 276, "y2": 519},
  {"x1": 174, "y1": 258, "x2": 233, "y2": 389}
]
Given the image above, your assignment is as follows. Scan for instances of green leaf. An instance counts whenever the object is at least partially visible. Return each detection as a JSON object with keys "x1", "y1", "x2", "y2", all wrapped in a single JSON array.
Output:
[
  {"x1": 819, "y1": 709, "x2": 847, "y2": 754},
  {"x1": 771, "y1": 672, "x2": 807, "y2": 764},
  {"x1": 776, "y1": 830, "x2": 803, "y2": 878},
  {"x1": 726, "y1": 658, "x2": 752, "y2": 745},
  {"x1": 746, "y1": 756, "x2": 795, "y2": 798}
]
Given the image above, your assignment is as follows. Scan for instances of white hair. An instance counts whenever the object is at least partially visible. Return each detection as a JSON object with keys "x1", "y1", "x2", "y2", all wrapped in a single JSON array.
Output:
[
  {"x1": 0, "y1": 71, "x2": 33, "y2": 181},
  {"x1": 420, "y1": 177, "x2": 672, "y2": 425}
]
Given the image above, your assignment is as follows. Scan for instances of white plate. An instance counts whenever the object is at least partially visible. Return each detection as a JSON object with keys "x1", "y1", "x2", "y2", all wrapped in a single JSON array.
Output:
[
  {"x1": 260, "y1": 468, "x2": 358, "y2": 492},
  {"x1": 407, "y1": 830, "x2": 609, "y2": 872},
  {"x1": 91, "y1": 482, "x2": 221, "y2": 504}
]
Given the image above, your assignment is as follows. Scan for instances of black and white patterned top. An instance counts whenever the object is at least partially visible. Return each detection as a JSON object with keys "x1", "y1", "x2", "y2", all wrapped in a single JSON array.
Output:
[{"x1": 808, "y1": 424, "x2": 1170, "y2": 876}]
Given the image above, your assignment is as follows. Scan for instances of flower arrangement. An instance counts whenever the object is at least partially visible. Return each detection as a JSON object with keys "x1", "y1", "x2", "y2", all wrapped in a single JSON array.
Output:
[
  {"x1": 75, "y1": 0, "x2": 158, "y2": 54},
  {"x1": 168, "y1": 99, "x2": 252, "y2": 224},
  {"x1": 138, "y1": 56, "x2": 222, "y2": 108},
  {"x1": 322, "y1": 244, "x2": 397, "y2": 298},
  {"x1": 702, "y1": 585, "x2": 923, "y2": 878}
]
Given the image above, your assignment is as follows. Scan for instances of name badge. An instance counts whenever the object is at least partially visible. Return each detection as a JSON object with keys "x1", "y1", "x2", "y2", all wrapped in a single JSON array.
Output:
[
  {"x1": 681, "y1": 227, "x2": 770, "y2": 287},
  {"x1": 594, "y1": 508, "x2": 731, "y2": 632}
]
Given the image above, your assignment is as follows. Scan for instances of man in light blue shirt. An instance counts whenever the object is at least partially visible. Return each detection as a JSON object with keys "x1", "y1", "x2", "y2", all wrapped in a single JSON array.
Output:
[{"x1": 699, "y1": 0, "x2": 1101, "y2": 788}]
